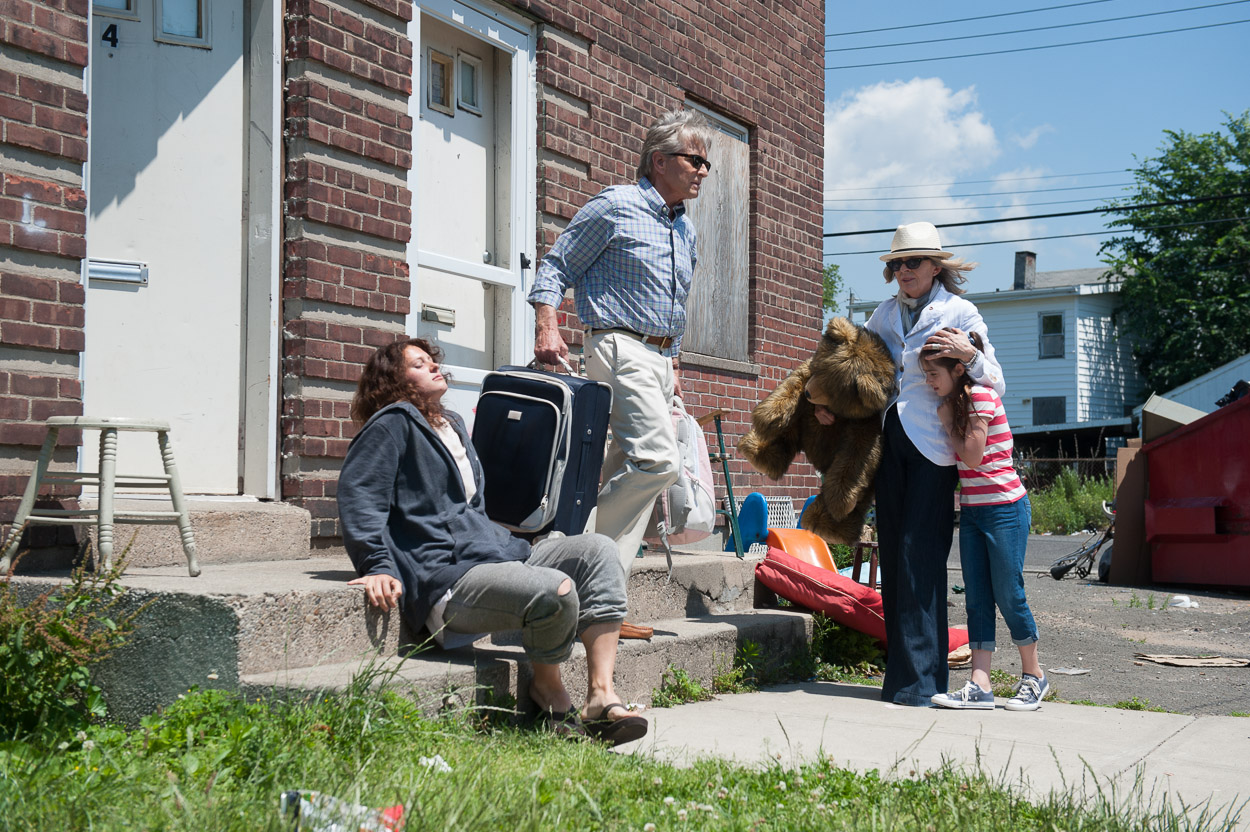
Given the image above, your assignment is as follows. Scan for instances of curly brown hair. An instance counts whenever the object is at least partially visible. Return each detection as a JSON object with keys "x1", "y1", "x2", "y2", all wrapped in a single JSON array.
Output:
[
  {"x1": 350, "y1": 337, "x2": 449, "y2": 426},
  {"x1": 920, "y1": 331, "x2": 984, "y2": 441}
]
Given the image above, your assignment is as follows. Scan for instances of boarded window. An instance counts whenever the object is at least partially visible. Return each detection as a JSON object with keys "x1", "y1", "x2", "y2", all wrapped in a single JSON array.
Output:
[
  {"x1": 1033, "y1": 396, "x2": 1066, "y2": 425},
  {"x1": 1039, "y1": 312, "x2": 1064, "y2": 359},
  {"x1": 680, "y1": 107, "x2": 750, "y2": 369}
]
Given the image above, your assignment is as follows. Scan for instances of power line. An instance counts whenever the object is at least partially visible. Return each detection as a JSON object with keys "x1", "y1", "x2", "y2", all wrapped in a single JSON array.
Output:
[
  {"x1": 824, "y1": 216, "x2": 1247, "y2": 257},
  {"x1": 825, "y1": 18, "x2": 1250, "y2": 70},
  {"x1": 825, "y1": 170, "x2": 1124, "y2": 193},
  {"x1": 825, "y1": 0, "x2": 1117, "y2": 38},
  {"x1": 822, "y1": 193, "x2": 1250, "y2": 238},
  {"x1": 825, "y1": 0, "x2": 1250, "y2": 53},
  {"x1": 825, "y1": 197, "x2": 1116, "y2": 213},
  {"x1": 826, "y1": 183, "x2": 1133, "y2": 203}
]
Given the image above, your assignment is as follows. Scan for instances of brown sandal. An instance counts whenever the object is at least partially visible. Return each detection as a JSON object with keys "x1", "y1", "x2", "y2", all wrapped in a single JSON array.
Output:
[{"x1": 583, "y1": 702, "x2": 648, "y2": 747}]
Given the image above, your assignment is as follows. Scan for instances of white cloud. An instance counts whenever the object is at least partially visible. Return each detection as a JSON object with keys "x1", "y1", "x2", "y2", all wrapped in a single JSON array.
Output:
[
  {"x1": 824, "y1": 77, "x2": 999, "y2": 204},
  {"x1": 1010, "y1": 124, "x2": 1054, "y2": 150}
]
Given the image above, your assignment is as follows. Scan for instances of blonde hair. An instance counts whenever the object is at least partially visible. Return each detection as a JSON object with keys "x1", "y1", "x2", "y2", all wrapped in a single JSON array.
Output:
[{"x1": 881, "y1": 256, "x2": 978, "y2": 296}]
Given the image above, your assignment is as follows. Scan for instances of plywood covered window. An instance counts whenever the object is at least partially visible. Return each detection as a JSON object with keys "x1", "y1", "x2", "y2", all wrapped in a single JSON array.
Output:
[
  {"x1": 680, "y1": 105, "x2": 752, "y2": 371},
  {"x1": 1033, "y1": 396, "x2": 1066, "y2": 425}
]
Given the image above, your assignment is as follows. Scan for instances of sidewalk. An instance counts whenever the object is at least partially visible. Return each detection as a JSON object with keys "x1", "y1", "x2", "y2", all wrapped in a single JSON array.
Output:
[{"x1": 618, "y1": 681, "x2": 1250, "y2": 829}]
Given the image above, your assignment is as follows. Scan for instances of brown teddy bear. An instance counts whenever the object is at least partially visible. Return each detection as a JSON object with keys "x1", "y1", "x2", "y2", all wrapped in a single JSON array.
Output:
[{"x1": 738, "y1": 316, "x2": 897, "y2": 544}]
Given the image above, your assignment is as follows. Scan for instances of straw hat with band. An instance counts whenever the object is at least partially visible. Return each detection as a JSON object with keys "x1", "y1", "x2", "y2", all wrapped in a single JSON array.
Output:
[{"x1": 880, "y1": 221, "x2": 953, "y2": 262}]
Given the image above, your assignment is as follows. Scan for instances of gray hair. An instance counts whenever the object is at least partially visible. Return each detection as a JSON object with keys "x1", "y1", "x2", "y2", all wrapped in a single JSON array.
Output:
[
  {"x1": 637, "y1": 109, "x2": 717, "y2": 180},
  {"x1": 881, "y1": 257, "x2": 977, "y2": 296}
]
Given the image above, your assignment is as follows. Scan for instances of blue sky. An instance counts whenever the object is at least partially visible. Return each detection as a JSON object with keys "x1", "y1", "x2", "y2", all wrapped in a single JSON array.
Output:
[{"x1": 822, "y1": 0, "x2": 1250, "y2": 311}]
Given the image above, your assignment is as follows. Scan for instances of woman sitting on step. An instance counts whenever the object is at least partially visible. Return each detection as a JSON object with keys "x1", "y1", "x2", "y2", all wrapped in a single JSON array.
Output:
[{"x1": 338, "y1": 337, "x2": 647, "y2": 746}]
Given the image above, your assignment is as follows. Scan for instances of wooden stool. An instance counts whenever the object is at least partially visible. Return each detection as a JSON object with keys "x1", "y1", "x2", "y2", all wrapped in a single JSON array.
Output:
[
  {"x1": 851, "y1": 541, "x2": 878, "y2": 589},
  {"x1": 0, "y1": 417, "x2": 200, "y2": 576}
]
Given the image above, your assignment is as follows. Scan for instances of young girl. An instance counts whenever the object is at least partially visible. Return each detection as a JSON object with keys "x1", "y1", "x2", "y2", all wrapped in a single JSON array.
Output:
[{"x1": 923, "y1": 333, "x2": 1048, "y2": 711}]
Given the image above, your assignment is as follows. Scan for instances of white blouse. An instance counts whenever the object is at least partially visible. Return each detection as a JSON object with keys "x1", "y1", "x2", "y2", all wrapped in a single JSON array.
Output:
[{"x1": 865, "y1": 284, "x2": 1005, "y2": 466}]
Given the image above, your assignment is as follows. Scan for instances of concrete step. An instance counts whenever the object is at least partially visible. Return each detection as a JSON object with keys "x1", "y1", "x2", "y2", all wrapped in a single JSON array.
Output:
[
  {"x1": 6, "y1": 499, "x2": 312, "y2": 572},
  {"x1": 11, "y1": 548, "x2": 774, "y2": 724},
  {"x1": 239, "y1": 610, "x2": 814, "y2": 717},
  {"x1": 86, "y1": 499, "x2": 312, "y2": 568}
]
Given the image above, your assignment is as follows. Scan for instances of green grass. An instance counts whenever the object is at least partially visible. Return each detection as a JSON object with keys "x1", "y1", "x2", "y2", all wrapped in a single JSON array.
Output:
[{"x1": 0, "y1": 678, "x2": 1237, "y2": 832}]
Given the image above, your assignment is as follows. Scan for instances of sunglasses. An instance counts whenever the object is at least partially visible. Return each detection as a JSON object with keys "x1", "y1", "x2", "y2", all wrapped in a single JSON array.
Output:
[
  {"x1": 670, "y1": 152, "x2": 712, "y2": 172},
  {"x1": 887, "y1": 257, "x2": 929, "y2": 272}
]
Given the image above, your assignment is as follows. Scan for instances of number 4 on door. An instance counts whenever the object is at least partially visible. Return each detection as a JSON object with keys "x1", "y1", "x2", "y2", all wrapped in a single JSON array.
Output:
[{"x1": 102, "y1": 24, "x2": 119, "y2": 47}]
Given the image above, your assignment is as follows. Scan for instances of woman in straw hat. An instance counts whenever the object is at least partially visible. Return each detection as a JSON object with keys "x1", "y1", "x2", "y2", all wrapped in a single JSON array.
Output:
[{"x1": 863, "y1": 221, "x2": 1005, "y2": 707}]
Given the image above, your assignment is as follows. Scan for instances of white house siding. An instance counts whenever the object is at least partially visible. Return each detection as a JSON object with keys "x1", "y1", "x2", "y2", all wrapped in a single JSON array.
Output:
[
  {"x1": 1158, "y1": 352, "x2": 1250, "y2": 412},
  {"x1": 1077, "y1": 292, "x2": 1144, "y2": 421},
  {"x1": 977, "y1": 295, "x2": 1077, "y2": 428}
]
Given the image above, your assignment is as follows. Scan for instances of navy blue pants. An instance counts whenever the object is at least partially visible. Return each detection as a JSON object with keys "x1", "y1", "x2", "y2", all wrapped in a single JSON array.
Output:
[{"x1": 876, "y1": 406, "x2": 958, "y2": 706}]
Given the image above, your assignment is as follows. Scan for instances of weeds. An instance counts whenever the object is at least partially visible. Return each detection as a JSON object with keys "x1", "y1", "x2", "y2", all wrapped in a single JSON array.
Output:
[
  {"x1": 651, "y1": 666, "x2": 712, "y2": 708},
  {"x1": 988, "y1": 668, "x2": 1020, "y2": 698},
  {"x1": 1114, "y1": 696, "x2": 1170, "y2": 712},
  {"x1": 1029, "y1": 469, "x2": 1115, "y2": 534},
  {"x1": 0, "y1": 546, "x2": 146, "y2": 741}
]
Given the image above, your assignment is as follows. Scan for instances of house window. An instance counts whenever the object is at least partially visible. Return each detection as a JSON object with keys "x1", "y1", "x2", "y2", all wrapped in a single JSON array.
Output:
[
  {"x1": 680, "y1": 105, "x2": 752, "y2": 370},
  {"x1": 1039, "y1": 312, "x2": 1064, "y2": 359},
  {"x1": 427, "y1": 49, "x2": 454, "y2": 116},
  {"x1": 457, "y1": 51, "x2": 482, "y2": 115},
  {"x1": 1033, "y1": 396, "x2": 1066, "y2": 425},
  {"x1": 95, "y1": 0, "x2": 138, "y2": 21},
  {"x1": 155, "y1": 0, "x2": 209, "y2": 46}
]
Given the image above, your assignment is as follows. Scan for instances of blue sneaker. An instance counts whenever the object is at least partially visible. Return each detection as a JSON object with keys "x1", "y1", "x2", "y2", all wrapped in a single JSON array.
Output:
[
  {"x1": 1005, "y1": 673, "x2": 1049, "y2": 711},
  {"x1": 931, "y1": 681, "x2": 995, "y2": 710}
]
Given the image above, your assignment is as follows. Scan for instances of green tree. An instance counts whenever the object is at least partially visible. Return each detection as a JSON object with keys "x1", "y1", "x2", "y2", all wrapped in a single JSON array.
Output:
[
  {"x1": 1100, "y1": 110, "x2": 1250, "y2": 393},
  {"x1": 822, "y1": 262, "x2": 844, "y2": 316}
]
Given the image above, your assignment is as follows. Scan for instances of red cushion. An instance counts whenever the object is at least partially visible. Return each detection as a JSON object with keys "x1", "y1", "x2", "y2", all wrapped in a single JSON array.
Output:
[{"x1": 755, "y1": 547, "x2": 969, "y2": 652}]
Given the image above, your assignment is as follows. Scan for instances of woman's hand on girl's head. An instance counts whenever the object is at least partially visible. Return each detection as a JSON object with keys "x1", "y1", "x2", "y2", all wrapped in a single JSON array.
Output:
[
  {"x1": 925, "y1": 327, "x2": 976, "y2": 364},
  {"x1": 348, "y1": 573, "x2": 403, "y2": 612}
]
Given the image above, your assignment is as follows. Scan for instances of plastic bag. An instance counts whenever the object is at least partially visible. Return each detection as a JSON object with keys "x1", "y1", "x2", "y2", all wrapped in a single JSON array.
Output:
[
  {"x1": 280, "y1": 790, "x2": 405, "y2": 832},
  {"x1": 645, "y1": 396, "x2": 716, "y2": 558}
]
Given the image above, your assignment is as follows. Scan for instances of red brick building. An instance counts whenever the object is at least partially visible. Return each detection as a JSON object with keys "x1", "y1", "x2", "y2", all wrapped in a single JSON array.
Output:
[{"x1": 1, "y1": 0, "x2": 825, "y2": 551}]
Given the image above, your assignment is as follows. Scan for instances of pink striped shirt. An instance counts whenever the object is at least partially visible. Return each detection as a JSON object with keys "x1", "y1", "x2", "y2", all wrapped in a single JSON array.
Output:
[{"x1": 957, "y1": 385, "x2": 1025, "y2": 506}]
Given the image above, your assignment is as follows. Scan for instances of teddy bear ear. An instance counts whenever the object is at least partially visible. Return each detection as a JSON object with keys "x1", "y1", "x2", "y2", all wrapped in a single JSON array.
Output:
[{"x1": 822, "y1": 316, "x2": 855, "y2": 343}]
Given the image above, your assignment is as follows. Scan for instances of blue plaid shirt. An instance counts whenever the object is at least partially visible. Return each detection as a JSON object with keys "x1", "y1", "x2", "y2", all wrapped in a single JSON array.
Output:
[{"x1": 527, "y1": 177, "x2": 697, "y2": 357}]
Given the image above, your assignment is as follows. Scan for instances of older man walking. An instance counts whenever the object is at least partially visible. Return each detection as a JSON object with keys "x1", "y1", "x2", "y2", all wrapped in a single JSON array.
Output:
[{"x1": 528, "y1": 109, "x2": 715, "y2": 639}]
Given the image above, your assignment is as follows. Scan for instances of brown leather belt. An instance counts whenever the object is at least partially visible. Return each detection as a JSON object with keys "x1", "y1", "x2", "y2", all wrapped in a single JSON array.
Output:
[{"x1": 590, "y1": 328, "x2": 675, "y2": 350}]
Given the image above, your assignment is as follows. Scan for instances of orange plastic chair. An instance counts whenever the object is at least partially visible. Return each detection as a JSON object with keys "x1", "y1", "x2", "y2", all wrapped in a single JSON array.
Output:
[{"x1": 765, "y1": 527, "x2": 837, "y2": 573}]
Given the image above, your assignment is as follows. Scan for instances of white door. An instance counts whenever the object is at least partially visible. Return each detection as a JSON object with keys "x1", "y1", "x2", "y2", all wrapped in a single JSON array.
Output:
[
  {"x1": 86, "y1": 0, "x2": 245, "y2": 493},
  {"x1": 409, "y1": 0, "x2": 535, "y2": 424}
]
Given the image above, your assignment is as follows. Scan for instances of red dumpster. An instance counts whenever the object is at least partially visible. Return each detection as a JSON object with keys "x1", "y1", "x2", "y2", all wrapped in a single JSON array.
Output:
[{"x1": 1142, "y1": 393, "x2": 1250, "y2": 588}]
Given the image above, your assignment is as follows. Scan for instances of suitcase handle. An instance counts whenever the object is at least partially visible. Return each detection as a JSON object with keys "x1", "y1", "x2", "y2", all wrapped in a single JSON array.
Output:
[{"x1": 528, "y1": 356, "x2": 578, "y2": 375}]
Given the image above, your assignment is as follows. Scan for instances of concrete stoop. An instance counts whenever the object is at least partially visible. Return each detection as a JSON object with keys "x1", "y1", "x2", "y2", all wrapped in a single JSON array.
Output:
[
  {"x1": 85, "y1": 499, "x2": 313, "y2": 568},
  {"x1": 15, "y1": 547, "x2": 799, "y2": 725},
  {"x1": 239, "y1": 611, "x2": 814, "y2": 718}
]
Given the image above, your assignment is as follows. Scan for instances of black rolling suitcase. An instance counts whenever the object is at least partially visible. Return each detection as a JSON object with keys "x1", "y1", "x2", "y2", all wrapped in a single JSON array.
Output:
[{"x1": 472, "y1": 360, "x2": 612, "y2": 536}]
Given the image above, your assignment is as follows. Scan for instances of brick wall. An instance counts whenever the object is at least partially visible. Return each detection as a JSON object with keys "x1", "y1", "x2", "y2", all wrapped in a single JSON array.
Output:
[
  {"x1": 281, "y1": 0, "x2": 826, "y2": 545},
  {"x1": 519, "y1": 0, "x2": 828, "y2": 511},
  {"x1": 0, "y1": 0, "x2": 89, "y2": 547},
  {"x1": 281, "y1": 0, "x2": 415, "y2": 544}
]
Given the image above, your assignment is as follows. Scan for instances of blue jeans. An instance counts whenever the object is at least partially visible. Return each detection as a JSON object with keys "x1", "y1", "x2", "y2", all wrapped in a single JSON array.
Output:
[
  {"x1": 959, "y1": 495, "x2": 1038, "y2": 651},
  {"x1": 876, "y1": 407, "x2": 958, "y2": 706}
]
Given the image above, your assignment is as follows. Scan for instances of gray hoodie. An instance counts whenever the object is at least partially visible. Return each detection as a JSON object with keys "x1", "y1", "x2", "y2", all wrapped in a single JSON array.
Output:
[{"x1": 337, "y1": 400, "x2": 529, "y2": 629}]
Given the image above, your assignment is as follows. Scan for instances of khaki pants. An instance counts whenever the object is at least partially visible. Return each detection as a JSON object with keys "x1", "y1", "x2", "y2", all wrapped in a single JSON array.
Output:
[{"x1": 585, "y1": 331, "x2": 680, "y2": 574}]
